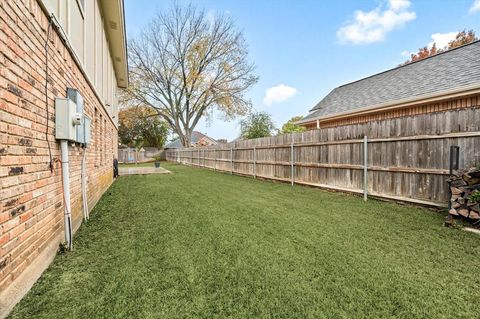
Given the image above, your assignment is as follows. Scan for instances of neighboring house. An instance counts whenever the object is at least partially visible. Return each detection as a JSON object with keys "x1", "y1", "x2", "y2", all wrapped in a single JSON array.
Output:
[
  {"x1": 0, "y1": 0, "x2": 127, "y2": 315},
  {"x1": 165, "y1": 131, "x2": 218, "y2": 149},
  {"x1": 298, "y1": 41, "x2": 480, "y2": 129}
]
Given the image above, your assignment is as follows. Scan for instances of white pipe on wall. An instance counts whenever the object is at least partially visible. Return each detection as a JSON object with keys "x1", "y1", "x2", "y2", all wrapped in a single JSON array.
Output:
[
  {"x1": 81, "y1": 148, "x2": 89, "y2": 221},
  {"x1": 60, "y1": 140, "x2": 73, "y2": 249}
]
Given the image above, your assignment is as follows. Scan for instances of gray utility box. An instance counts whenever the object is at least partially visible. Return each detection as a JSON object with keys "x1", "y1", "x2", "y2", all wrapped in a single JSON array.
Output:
[
  {"x1": 81, "y1": 116, "x2": 92, "y2": 145},
  {"x1": 67, "y1": 88, "x2": 86, "y2": 144},
  {"x1": 55, "y1": 98, "x2": 77, "y2": 141}
]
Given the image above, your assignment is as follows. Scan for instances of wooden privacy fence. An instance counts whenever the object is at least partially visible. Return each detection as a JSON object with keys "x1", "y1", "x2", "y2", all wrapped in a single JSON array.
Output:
[{"x1": 166, "y1": 107, "x2": 480, "y2": 207}]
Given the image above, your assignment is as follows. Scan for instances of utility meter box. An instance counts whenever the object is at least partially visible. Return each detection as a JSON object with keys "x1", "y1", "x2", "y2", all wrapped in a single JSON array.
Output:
[
  {"x1": 67, "y1": 88, "x2": 85, "y2": 144},
  {"x1": 55, "y1": 98, "x2": 77, "y2": 141},
  {"x1": 78, "y1": 116, "x2": 92, "y2": 145}
]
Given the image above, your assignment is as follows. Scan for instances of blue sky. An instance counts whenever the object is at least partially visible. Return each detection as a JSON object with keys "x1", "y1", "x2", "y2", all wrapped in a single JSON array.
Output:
[{"x1": 125, "y1": 0, "x2": 480, "y2": 141}]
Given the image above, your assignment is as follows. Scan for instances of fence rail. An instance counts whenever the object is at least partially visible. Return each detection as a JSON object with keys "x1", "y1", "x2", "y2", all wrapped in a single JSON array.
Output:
[{"x1": 166, "y1": 108, "x2": 480, "y2": 207}]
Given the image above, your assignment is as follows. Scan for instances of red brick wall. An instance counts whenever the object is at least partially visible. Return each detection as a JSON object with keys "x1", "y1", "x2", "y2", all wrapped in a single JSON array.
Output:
[{"x1": 0, "y1": 0, "x2": 118, "y2": 294}]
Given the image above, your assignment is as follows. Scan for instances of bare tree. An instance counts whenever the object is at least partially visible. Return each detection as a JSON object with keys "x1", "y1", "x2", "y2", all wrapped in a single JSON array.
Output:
[{"x1": 123, "y1": 4, "x2": 258, "y2": 147}]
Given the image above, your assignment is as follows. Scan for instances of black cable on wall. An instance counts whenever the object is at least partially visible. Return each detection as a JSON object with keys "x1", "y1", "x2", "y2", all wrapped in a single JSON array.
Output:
[{"x1": 44, "y1": 16, "x2": 54, "y2": 173}]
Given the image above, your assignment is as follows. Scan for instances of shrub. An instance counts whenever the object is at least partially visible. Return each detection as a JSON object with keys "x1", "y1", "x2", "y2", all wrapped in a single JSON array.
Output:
[{"x1": 469, "y1": 190, "x2": 480, "y2": 203}]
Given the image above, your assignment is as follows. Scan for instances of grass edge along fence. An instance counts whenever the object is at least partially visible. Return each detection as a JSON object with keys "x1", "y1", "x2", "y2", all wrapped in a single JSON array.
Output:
[{"x1": 166, "y1": 108, "x2": 480, "y2": 208}]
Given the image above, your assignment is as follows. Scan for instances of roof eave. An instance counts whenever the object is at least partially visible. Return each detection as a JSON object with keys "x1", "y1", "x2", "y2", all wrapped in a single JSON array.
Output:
[
  {"x1": 99, "y1": 0, "x2": 129, "y2": 88},
  {"x1": 298, "y1": 83, "x2": 480, "y2": 125}
]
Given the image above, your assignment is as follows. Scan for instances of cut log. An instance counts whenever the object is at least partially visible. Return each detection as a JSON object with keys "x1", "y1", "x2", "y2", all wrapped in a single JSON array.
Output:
[
  {"x1": 458, "y1": 209, "x2": 469, "y2": 218},
  {"x1": 468, "y1": 211, "x2": 480, "y2": 220},
  {"x1": 468, "y1": 170, "x2": 480, "y2": 178},
  {"x1": 450, "y1": 178, "x2": 467, "y2": 187},
  {"x1": 447, "y1": 166, "x2": 480, "y2": 225},
  {"x1": 467, "y1": 178, "x2": 480, "y2": 185},
  {"x1": 469, "y1": 203, "x2": 480, "y2": 212},
  {"x1": 449, "y1": 208, "x2": 459, "y2": 216},
  {"x1": 450, "y1": 187, "x2": 463, "y2": 195}
]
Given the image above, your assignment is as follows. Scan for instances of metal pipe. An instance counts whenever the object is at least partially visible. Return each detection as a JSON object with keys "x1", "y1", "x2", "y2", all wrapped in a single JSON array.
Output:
[
  {"x1": 253, "y1": 146, "x2": 256, "y2": 178},
  {"x1": 448, "y1": 145, "x2": 460, "y2": 210},
  {"x1": 291, "y1": 141, "x2": 295, "y2": 186},
  {"x1": 363, "y1": 136, "x2": 368, "y2": 201},
  {"x1": 60, "y1": 140, "x2": 73, "y2": 249},
  {"x1": 81, "y1": 147, "x2": 89, "y2": 221}
]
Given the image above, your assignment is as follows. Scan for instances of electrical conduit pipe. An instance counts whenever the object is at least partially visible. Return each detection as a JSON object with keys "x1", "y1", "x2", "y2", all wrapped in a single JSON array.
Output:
[
  {"x1": 60, "y1": 140, "x2": 73, "y2": 249},
  {"x1": 81, "y1": 148, "x2": 89, "y2": 221}
]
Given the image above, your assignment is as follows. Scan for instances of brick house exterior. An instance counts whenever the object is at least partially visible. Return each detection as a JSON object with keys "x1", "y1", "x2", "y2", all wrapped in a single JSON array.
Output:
[{"x1": 0, "y1": 0, "x2": 127, "y2": 314}]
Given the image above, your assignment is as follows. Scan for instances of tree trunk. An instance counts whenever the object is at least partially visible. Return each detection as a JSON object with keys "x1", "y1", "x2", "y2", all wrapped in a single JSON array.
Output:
[{"x1": 179, "y1": 128, "x2": 192, "y2": 148}]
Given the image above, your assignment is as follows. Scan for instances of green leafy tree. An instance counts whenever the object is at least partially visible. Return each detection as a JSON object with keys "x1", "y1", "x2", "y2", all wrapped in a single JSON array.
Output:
[
  {"x1": 280, "y1": 116, "x2": 306, "y2": 134},
  {"x1": 240, "y1": 112, "x2": 276, "y2": 139},
  {"x1": 119, "y1": 106, "x2": 169, "y2": 148}
]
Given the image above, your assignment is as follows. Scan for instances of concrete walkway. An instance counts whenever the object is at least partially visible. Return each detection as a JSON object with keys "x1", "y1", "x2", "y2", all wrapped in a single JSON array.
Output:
[{"x1": 119, "y1": 166, "x2": 171, "y2": 175}]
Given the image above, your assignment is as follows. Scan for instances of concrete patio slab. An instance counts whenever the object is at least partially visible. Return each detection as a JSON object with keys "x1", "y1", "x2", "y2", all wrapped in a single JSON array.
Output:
[{"x1": 119, "y1": 166, "x2": 171, "y2": 175}]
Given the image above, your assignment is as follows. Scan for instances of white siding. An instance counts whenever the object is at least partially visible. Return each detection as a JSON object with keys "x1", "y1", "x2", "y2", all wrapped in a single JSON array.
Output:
[
  {"x1": 70, "y1": 0, "x2": 85, "y2": 63},
  {"x1": 85, "y1": 0, "x2": 95, "y2": 80},
  {"x1": 40, "y1": 0, "x2": 121, "y2": 124},
  {"x1": 95, "y1": 3, "x2": 103, "y2": 89}
]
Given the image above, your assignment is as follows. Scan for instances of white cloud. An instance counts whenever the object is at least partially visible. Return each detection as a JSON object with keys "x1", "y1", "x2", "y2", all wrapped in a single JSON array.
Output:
[
  {"x1": 263, "y1": 84, "x2": 298, "y2": 106},
  {"x1": 428, "y1": 32, "x2": 457, "y2": 49},
  {"x1": 337, "y1": 0, "x2": 416, "y2": 45},
  {"x1": 400, "y1": 50, "x2": 411, "y2": 57},
  {"x1": 470, "y1": 0, "x2": 480, "y2": 13}
]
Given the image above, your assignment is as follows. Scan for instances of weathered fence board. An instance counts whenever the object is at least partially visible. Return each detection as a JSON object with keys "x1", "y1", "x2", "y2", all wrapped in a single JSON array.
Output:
[{"x1": 167, "y1": 108, "x2": 480, "y2": 207}]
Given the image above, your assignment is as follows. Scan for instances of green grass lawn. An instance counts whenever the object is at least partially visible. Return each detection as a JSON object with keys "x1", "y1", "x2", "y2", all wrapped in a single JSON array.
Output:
[{"x1": 9, "y1": 163, "x2": 480, "y2": 318}]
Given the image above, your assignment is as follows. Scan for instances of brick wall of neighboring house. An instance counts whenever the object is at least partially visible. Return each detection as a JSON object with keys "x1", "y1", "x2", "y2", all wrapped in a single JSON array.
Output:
[
  {"x1": 303, "y1": 94, "x2": 480, "y2": 130},
  {"x1": 0, "y1": 0, "x2": 118, "y2": 297}
]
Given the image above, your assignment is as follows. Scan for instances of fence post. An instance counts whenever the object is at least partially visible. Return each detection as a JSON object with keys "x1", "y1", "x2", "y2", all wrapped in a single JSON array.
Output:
[
  {"x1": 230, "y1": 147, "x2": 233, "y2": 175},
  {"x1": 291, "y1": 140, "x2": 295, "y2": 186},
  {"x1": 253, "y1": 146, "x2": 256, "y2": 179},
  {"x1": 363, "y1": 136, "x2": 368, "y2": 201},
  {"x1": 214, "y1": 149, "x2": 216, "y2": 171}
]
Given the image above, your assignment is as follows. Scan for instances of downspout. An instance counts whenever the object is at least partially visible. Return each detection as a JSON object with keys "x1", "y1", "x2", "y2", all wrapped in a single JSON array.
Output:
[{"x1": 60, "y1": 140, "x2": 73, "y2": 249}]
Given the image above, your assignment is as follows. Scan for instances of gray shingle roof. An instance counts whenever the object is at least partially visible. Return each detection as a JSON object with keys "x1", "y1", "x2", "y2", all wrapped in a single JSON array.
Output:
[{"x1": 303, "y1": 40, "x2": 480, "y2": 121}]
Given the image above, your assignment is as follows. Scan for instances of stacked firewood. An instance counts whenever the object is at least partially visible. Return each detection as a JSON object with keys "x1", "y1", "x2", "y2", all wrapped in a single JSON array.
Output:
[{"x1": 447, "y1": 167, "x2": 480, "y2": 224}]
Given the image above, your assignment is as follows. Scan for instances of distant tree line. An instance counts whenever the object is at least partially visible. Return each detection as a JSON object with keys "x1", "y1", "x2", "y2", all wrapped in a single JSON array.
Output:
[
  {"x1": 239, "y1": 112, "x2": 306, "y2": 140},
  {"x1": 402, "y1": 29, "x2": 477, "y2": 65}
]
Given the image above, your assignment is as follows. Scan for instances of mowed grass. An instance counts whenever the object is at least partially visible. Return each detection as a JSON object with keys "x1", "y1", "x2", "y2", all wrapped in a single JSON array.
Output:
[{"x1": 9, "y1": 163, "x2": 480, "y2": 318}]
